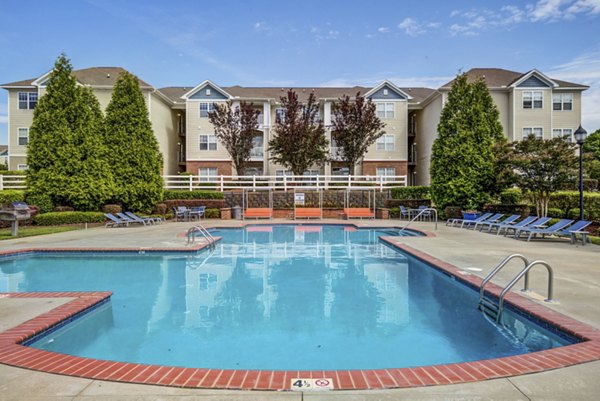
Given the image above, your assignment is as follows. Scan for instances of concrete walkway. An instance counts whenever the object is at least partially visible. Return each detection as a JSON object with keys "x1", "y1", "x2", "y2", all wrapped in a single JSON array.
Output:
[{"x1": 1, "y1": 219, "x2": 599, "y2": 400}]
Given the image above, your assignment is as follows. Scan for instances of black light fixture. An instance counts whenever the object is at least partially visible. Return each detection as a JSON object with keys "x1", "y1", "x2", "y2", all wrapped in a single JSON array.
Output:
[{"x1": 574, "y1": 125, "x2": 587, "y2": 220}]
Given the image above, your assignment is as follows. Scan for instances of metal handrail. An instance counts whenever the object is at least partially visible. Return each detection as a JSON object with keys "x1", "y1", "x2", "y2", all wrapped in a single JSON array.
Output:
[
  {"x1": 398, "y1": 207, "x2": 438, "y2": 232},
  {"x1": 187, "y1": 224, "x2": 216, "y2": 247},
  {"x1": 478, "y1": 254, "x2": 530, "y2": 303},
  {"x1": 496, "y1": 260, "x2": 555, "y2": 322}
]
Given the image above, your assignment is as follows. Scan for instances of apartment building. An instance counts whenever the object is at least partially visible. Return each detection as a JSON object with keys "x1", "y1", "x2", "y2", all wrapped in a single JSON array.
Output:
[{"x1": 1, "y1": 67, "x2": 588, "y2": 186}]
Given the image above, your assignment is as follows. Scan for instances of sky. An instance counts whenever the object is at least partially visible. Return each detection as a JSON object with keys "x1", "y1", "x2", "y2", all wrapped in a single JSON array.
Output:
[{"x1": 1, "y1": 0, "x2": 599, "y2": 145}]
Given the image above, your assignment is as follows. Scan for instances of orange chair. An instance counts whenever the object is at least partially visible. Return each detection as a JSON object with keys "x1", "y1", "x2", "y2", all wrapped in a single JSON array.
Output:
[{"x1": 343, "y1": 208, "x2": 375, "y2": 219}]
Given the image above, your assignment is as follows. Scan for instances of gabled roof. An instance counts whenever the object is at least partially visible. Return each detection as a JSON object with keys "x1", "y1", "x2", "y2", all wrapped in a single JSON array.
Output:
[
  {"x1": 0, "y1": 145, "x2": 8, "y2": 155},
  {"x1": 510, "y1": 69, "x2": 557, "y2": 88},
  {"x1": 1, "y1": 67, "x2": 153, "y2": 89},
  {"x1": 180, "y1": 80, "x2": 232, "y2": 100},
  {"x1": 440, "y1": 68, "x2": 588, "y2": 90},
  {"x1": 364, "y1": 80, "x2": 412, "y2": 100}
]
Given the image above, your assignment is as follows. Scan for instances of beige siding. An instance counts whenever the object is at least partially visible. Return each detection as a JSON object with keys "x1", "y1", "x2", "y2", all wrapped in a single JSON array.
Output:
[
  {"x1": 508, "y1": 92, "x2": 514, "y2": 141},
  {"x1": 513, "y1": 89, "x2": 553, "y2": 140},
  {"x1": 7, "y1": 89, "x2": 35, "y2": 168},
  {"x1": 185, "y1": 100, "x2": 231, "y2": 162},
  {"x1": 364, "y1": 101, "x2": 408, "y2": 161},
  {"x1": 150, "y1": 93, "x2": 178, "y2": 174},
  {"x1": 490, "y1": 91, "x2": 509, "y2": 139},
  {"x1": 552, "y1": 91, "x2": 582, "y2": 130},
  {"x1": 8, "y1": 156, "x2": 28, "y2": 171},
  {"x1": 415, "y1": 95, "x2": 442, "y2": 186}
]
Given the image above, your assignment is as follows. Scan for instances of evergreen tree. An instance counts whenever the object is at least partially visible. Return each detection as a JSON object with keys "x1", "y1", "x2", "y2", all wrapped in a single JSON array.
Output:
[
  {"x1": 208, "y1": 100, "x2": 260, "y2": 175},
  {"x1": 430, "y1": 74, "x2": 504, "y2": 210},
  {"x1": 331, "y1": 93, "x2": 385, "y2": 175},
  {"x1": 27, "y1": 54, "x2": 114, "y2": 210},
  {"x1": 583, "y1": 128, "x2": 600, "y2": 161},
  {"x1": 268, "y1": 90, "x2": 328, "y2": 176},
  {"x1": 104, "y1": 71, "x2": 164, "y2": 211}
]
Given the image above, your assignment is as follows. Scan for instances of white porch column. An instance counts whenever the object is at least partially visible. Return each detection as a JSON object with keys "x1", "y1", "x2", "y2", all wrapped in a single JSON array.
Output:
[
  {"x1": 324, "y1": 101, "x2": 332, "y2": 126},
  {"x1": 263, "y1": 101, "x2": 271, "y2": 126}
]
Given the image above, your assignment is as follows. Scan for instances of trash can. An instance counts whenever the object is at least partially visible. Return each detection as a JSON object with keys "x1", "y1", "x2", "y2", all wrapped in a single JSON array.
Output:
[{"x1": 232, "y1": 206, "x2": 242, "y2": 220}]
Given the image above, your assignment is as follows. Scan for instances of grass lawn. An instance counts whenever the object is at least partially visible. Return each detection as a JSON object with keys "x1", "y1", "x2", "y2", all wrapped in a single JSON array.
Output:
[{"x1": 0, "y1": 226, "x2": 81, "y2": 240}]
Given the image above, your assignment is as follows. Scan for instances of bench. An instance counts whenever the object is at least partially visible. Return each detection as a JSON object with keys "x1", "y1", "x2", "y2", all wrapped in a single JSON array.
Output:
[
  {"x1": 343, "y1": 208, "x2": 375, "y2": 219},
  {"x1": 243, "y1": 208, "x2": 273, "y2": 219},
  {"x1": 295, "y1": 208, "x2": 322, "y2": 219}
]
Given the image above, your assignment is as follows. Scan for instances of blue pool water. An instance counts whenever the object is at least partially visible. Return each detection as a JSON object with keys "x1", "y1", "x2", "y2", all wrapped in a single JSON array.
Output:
[{"x1": 0, "y1": 225, "x2": 572, "y2": 370}]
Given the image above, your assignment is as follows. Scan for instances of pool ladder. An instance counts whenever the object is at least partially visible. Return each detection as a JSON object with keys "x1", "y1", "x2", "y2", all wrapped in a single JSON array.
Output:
[
  {"x1": 478, "y1": 254, "x2": 555, "y2": 323},
  {"x1": 187, "y1": 224, "x2": 216, "y2": 248},
  {"x1": 398, "y1": 207, "x2": 438, "y2": 232}
]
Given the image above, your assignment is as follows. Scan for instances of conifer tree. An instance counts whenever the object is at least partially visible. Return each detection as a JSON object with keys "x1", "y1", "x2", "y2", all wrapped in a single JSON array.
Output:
[
  {"x1": 430, "y1": 74, "x2": 504, "y2": 210},
  {"x1": 27, "y1": 54, "x2": 114, "y2": 210},
  {"x1": 104, "y1": 71, "x2": 164, "y2": 211}
]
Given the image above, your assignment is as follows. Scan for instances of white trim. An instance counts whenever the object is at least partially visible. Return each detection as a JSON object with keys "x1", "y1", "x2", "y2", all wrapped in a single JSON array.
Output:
[
  {"x1": 198, "y1": 134, "x2": 218, "y2": 151},
  {"x1": 0, "y1": 85, "x2": 36, "y2": 89},
  {"x1": 31, "y1": 70, "x2": 53, "y2": 87},
  {"x1": 8, "y1": 153, "x2": 27, "y2": 157},
  {"x1": 362, "y1": 158, "x2": 406, "y2": 161},
  {"x1": 7, "y1": 93, "x2": 10, "y2": 168},
  {"x1": 180, "y1": 80, "x2": 232, "y2": 100},
  {"x1": 511, "y1": 69, "x2": 558, "y2": 88},
  {"x1": 364, "y1": 80, "x2": 413, "y2": 100},
  {"x1": 17, "y1": 127, "x2": 29, "y2": 146},
  {"x1": 186, "y1": 158, "x2": 233, "y2": 162},
  {"x1": 521, "y1": 90, "x2": 544, "y2": 110}
]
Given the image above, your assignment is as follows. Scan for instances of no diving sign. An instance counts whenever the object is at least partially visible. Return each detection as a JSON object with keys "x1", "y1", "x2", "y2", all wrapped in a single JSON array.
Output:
[{"x1": 291, "y1": 378, "x2": 334, "y2": 391}]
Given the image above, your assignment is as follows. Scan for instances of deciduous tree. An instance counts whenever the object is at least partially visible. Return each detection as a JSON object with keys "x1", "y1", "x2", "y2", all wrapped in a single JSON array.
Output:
[
  {"x1": 331, "y1": 93, "x2": 385, "y2": 175},
  {"x1": 268, "y1": 90, "x2": 329, "y2": 176},
  {"x1": 208, "y1": 101, "x2": 260, "y2": 176}
]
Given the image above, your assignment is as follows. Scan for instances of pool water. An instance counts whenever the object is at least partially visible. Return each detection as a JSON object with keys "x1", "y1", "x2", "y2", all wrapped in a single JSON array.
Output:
[{"x1": 0, "y1": 225, "x2": 571, "y2": 370}]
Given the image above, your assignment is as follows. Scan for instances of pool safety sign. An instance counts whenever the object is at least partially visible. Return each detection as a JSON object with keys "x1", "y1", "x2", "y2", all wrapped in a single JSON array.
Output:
[
  {"x1": 290, "y1": 378, "x2": 333, "y2": 391},
  {"x1": 294, "y1": 193, "x2": 305, "y2": 206}
]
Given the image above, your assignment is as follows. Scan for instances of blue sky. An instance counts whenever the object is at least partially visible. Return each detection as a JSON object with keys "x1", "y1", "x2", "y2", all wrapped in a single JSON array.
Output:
[{"x1": 1, "y1": 0, "x2": 599, "y2": 145}]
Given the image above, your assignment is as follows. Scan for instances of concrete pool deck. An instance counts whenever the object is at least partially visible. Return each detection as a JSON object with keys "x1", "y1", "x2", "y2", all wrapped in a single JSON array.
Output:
[{"x1": 1, "y1": 219, "x2": 599, "y2": 400}]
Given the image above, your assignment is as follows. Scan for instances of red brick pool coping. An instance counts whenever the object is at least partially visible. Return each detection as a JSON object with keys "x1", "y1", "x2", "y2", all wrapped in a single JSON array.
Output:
[{"x1": 1, "y1": 239, "x2": 599, "y2": 391}]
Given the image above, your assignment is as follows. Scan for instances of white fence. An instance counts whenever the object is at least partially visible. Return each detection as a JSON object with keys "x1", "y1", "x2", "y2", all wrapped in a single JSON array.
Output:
[
  {"x1": 163, "y1": 174, "x2": 407, "y2": 192},
  {"x1": 1, "y1": 174, "x2": 407, "y2": 192}
]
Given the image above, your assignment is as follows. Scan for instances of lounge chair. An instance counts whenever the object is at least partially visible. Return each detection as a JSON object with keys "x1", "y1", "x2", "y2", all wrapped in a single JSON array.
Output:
[
  {"x1": 557, "y1": 220, "x2": 592, "y2": 245},
  {"x1": 463, "y1": 213, "x2": 503, "y2": 229},
  {"x1": 295, "y1": 207, "x2": 322, "y2": 219},
  {"x1": 116, "y1": 212, "x2": 148, "y2": 226},
  {"x1": 189, "y1": 206, "x2": 205, "y2": 221},
  {"x1": 343, "y1": 208, "x2": 375, "y2": 219},
  {"x1": 491, "y1": 215, "x2": 537, "y2": 235},
  {"x1": 447, "y1": 212, "x2": 492, "y2": 227},
  {"x1": 104, "y1": 213, "x2": 130, "y2": 228},
  {"x1": 514, "y1": 219, "x2": 574, "y2": 241},
  {"x1": 504, "y1": 216, "x2": 551, "y2": 236},
  {"x1": 470, "y1": 213, "x2": 504, "y2": 230},
  {"x1": 478, "y1": 214, "x2": 520, "y2": 232},
  {"x1": 125, "y1": 211, "x2": 163, "y2": 225}
]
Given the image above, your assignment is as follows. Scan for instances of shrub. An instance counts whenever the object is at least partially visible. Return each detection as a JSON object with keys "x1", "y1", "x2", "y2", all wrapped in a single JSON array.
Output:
[
  {"x1": 549, "y1": 191, "x2": 600, "y2": 220},
  {"x1": 164, "y1": 199, "x2": 227, "y2": 210},
  {"x1": 500, "y1": 188, "x2": 522, "y2": 205},
  {"x1": 583, "y1": 179, "x2": 598, "y2": 192},
  {"x1": 0, "y1": 190, "x2": 25, "y2": 204},
  {"x1": 390, "y1": 186, "x2": 430, "y2": 200},
  {"x1": 205, "y1": 208, "x2": 220, "y2": 218},
  {"x1": 0, "y1": 170, "x2": 27, "y2": 176},
  {"x1": 443, "y1": 206, "x2": 463, "y2": 220},
  {"x1": 163, "y1": 190, "x2": 225, "y2": 200},
  {"x1": 25, "y1": 193, "x2": 54, "y2": 213},
  {"x1": 388, "y1": 207, "x2": 399, "y2": 218},
  {"x1": 386, "y1": 199, "x2": 432, "y2": 209},
  {"x1": 483, "y1": 204, "x2": 532, "y2": 216},
  {"x1": 103, "y1": 204, "x2": 122, "y2": 214},
  {"x1": 54, "y1": 206, "x2": 75, "y2": 212},
  {"x1": 33, "y1": 211, "x2": 106, "y2": 226},
  {"x1": 153, "y1": 203, "x2": 168, "y2": 215},
  {"x1": 547, "y1": 208, "x2": 565, "y2": 218}
]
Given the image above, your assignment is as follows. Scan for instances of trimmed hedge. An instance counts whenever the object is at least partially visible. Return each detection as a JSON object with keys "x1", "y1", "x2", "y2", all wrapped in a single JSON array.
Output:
[
  {"x1": 33, "y1": 212, "x2": 106, "y2": 226},
  {"x1": 482, "y1": 204, "x2": 532, "y2": 216},
  {"x1": 0, "y1": 190, "x2": 25, "y2": 204},
  {"x1": 549, "y1": 191, "x2": 600, "y2": 220},
  {"x1": 205, "y1": 208, "x2": 220, "y2": 218},
  {"x1": 0, "y1": 170, "x2": 26, "y2": 176},
  {"x1": 163, "y1": 190, "x2": 224, "y2": 200},
  {"x1": 386, "y1": 199, "x2": 431, "y2": 209},
  {"x1": 499, "y1": 188, "x2": 523, "y2": 205},
  {"x1": 25, "y1": 193, "x2": 54, "y2": 213},
  {"x1": 390, "y1": 186, "x2": 430, "y2": 200},
  {"x1": 164, "y1": 199, "x2": 227, "y2": 209}
]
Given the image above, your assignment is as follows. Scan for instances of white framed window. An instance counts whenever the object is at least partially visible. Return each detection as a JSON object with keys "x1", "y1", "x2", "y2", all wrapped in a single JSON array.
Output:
[
  {"x1": 199, "y1": 134, "x2": 217, "y2": 150},
  {"x1": 198, "y1": 167, "x2": 218, "y2": 182},
  {"x1": 275, "y1": 108, "x2": 286, "y2": 123},
  {"x1": 523, "y1": 91, "x2": 543, "y2": 109},
  {"x1": 376, "y1": 167, "x2": 396, "y2": 181},
  {"x1": 17, "y1": 164, "x2": 28, "y2": 171},
  {"x1": 199, "y1": 102, "x2": 215, "y2": 118},
  {"x1": 523, "y1": 127, "x2": 543, "y2": 139},
  {"x1": 553, "y1": 93, "x2": 573, "y2": 111},
  {"x1": 17, "y1": 128, "x2": 29, "y2": 146},
  {"x1": 199, "y1": 273, "x2": 217, "y2": 290},
  {"x1": 552, "y1": 128, "x2": 573, "y2": 142},
  {"x1": 205, "y1": 88, "x2": 211, "y2": 96},
  {"x1": 383, "y1": 88, "x2": 389, "y2": 96},
  {"x1": 376, "y1": 134, "x2": 395, "y2": 151},
  {"x1": 18, "y1": 92, "x2": 38, "y2": 110},
  {"x1": 376, "y1": 102, "x2": 395, "y2": 119}
]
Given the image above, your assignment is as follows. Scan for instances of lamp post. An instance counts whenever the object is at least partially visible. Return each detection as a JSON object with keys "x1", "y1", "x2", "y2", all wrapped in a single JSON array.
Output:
[{"x1": 574, "y1": 125, "x2": 588, "y2": 220}]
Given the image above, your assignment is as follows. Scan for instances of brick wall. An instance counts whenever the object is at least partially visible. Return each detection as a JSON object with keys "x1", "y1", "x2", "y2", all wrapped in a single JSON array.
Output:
[
  {"x1": 361, "y1": 161, "x2": 408, "y2": 176},
  {"x1": 186, "y1": 161, "x2": 233, "y2": 176}
]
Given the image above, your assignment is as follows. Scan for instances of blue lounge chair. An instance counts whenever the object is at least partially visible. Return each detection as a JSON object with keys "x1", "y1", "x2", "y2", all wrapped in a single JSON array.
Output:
[
  {"x1": 447, "y1": 212, "x2": 493, "y2": 227},
  {"x1": 125, "y1": 211, "x2": 163, "y2": 225},
  {"x1": 492, "y1": 215, "x2": 537, "y2": 235},
  {"x1": 557, "y1": 220, "x2": 592, "y2": 244},
  {"x1": 503, "y1": 216, "x2": 551, "y2": 236},
  {"x1": 471, "y1": 213, "x2": 504, "y2": 230},
  {"x1": 104, "y1": 213, "x2": 130, "y2": 228},
  {"x1": 515, "y1": 219, "x2": 574, "y2": 241},
  {"x1": 463, "y1": 213, "x2": 503, "y2": 229},
  {"x1": 478, "y1": 214, "x2": 520, "y2": 232},
  {"x1": 116, "y1": 212, "x2": 148, "y2": 226}
]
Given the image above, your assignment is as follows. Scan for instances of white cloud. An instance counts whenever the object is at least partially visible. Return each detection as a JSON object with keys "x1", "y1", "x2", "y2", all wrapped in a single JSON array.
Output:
[
  {"x1": 377, "y1": 26, "x2": 390, "y2": 33},
  {"x1": 529, "y1": 0, "x2": 569, "y2": 21},
  {"x1": 254, "y1": 21, "x2": 265, "y2": 29},
  {"x1": 547, "y1": 49, "x2": 600, "y2": 131},
  {"x1": 398, "y1": 18, "x2": 427, "y2": 36}
]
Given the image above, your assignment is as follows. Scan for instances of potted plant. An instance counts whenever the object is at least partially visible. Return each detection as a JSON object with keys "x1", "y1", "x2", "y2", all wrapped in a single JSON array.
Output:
[{"x1": 461, "y1": 203, "x2": 480, "y2": 221}]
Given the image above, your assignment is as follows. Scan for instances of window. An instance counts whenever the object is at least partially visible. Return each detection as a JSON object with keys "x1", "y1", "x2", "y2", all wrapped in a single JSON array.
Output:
[
  {"x1": 553, "y1": 93, "x2": 573, "y2": 111},
  {"x1": 376, "y1": 102, "x2": 394, "y2": 119},
  {"x1": 522, "y1": 127, "x2": 543, "y2": 139},
  {"x1": 376, "y1": 134, "x2": 395, "y2": 151},
  {"x1": 275, "y1": 108, "x2": 286, "y2": 123},
  {"x1": 199, "y1": 102, "x2": 215, "y2": 117},
  {"x1": 198, "y1": 167, "x2": 218, "y2": 182},
  {"x1": 17, "y1": 164, "x2": 28, "y2": 171},
  {"x1": 276, "y1": 170, "x2": 293, "y2": 181},
  {"x1": 199, "y1": 134, "x2": 217, "y2": 150},
  {"x1": 383, "y1": 88, "x2": 389, "y2": 96},
  {"x1": 17, "y1": 128, "x2": 29, "y2": 146},
  {"x1": 205, "y1": 88, "x2": 211, "y2": 96},
  {"x1": 523, "y1": 91, "x2": 543, "y2": 109},
  {"x1": 552, "y1": 128, "x2": 573, "y2": 142},
  {"x1": 199, "y1": 273, "x2": 217, "y2": 290},
  {"x1": 18, "y1": 92, "x2": 37, "y2": 110},
  {"x1": 376, "y1": 167, "x2": 395, "y2": 181}
]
